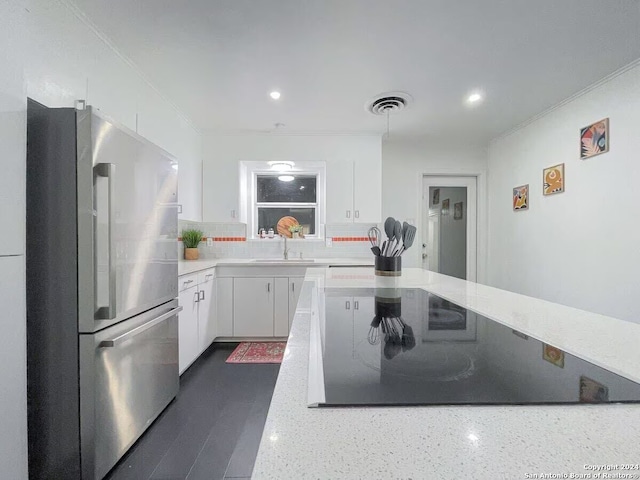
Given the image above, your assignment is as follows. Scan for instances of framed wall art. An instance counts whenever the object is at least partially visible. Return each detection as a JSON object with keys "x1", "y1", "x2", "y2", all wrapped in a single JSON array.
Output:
[
  {"x1": 454, "y1": 202, "x2": 463, "y2": 220},
  {"x1": 580, "y1": 118, "x2": 609, "y2": 159},
  {"x1": 441, "y1": 198, "x2": 450, "y2": 215},
  {"x1": 543, "y1": 163, "x2": 565, "y2": 195},
  {"x1": 513, "y1": 184, "x2": 529, "y2": 211}
]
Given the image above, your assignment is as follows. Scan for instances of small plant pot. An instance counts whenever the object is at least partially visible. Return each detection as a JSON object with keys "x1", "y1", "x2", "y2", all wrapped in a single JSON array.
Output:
[
  {"x1": 292, "y1": 232, "x2": 300, "y2": 239},
  {"x1": 184, "y1": 247, "x2": 199, "y2": 261},
  {"x1": 375, "y1": 255, "x2": 401, "y2": 277}
]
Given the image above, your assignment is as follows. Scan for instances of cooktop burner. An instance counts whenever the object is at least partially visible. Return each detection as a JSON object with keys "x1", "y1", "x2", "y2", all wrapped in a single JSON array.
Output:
[{"x1": 307, "y1": 288, "x2": 640, "y2": 407}]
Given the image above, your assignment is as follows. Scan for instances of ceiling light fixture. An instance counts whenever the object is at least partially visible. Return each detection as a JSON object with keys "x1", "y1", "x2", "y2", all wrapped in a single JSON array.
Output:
[
  {"x1": 278, "y1": 175, "x2": 294, "y2": 182},
  {"x1": 268, "y1": 161, "x2": 295, "y2": 172},
  {"x1": 270, "y1": 91, "x2": 281, "y2": 100},
  {"x1": 466, "y1": 92, "x2": 484, "y2": 104}
]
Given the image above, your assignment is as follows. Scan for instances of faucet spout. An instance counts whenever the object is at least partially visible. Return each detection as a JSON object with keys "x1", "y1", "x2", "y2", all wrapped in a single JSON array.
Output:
[{"x1": 281, "y1": 234, "x2": 290, "y2": 260}]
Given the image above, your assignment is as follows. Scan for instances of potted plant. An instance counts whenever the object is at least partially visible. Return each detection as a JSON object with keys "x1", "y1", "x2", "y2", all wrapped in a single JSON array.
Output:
[
  {"x1": 182, "y1": 229, "x2": 204, "y2": 260},
  {"x1": 288, "y1": 225, "x2": 304, "y2": 239}
]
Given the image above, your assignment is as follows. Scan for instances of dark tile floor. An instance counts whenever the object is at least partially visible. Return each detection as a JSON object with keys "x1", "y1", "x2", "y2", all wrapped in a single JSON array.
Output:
[{"x1": 106, "y1": 343, "x2": 280, "y2": 480}]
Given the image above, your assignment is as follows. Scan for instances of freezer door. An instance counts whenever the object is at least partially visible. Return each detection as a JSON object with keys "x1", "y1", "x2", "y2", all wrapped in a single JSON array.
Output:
[
  {"x1": 77, "y1": 107, "x2": 179, "y2": 332},
  {"x1": 79, "y1": 300, "x2": 180, "y2": 480}
]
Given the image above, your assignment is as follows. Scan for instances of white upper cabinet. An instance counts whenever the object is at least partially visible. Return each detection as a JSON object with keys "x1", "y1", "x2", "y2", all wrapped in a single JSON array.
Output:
[
  {"x1": 353, "y1": 156, "x2": 382, "y2": 224},
  {"x1": 326, "y1": 159, "x2": 355, "y2": 224},
  {"x1": 0, "y1": 0, "x2": 26, "y2": 256},
  {"x1": 326, "y1": 156, "x2": 382, "y2": 224}
]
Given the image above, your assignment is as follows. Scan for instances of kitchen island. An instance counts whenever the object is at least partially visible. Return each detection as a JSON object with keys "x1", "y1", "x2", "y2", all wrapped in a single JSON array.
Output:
[{"x1": 252, "y1": 267, "x2": 640, "y2": 480}]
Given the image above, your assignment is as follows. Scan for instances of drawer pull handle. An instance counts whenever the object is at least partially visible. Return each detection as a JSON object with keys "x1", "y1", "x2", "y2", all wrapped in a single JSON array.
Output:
[{"x1": 99, "y1": 306, "x2": 182, "y2": 348}]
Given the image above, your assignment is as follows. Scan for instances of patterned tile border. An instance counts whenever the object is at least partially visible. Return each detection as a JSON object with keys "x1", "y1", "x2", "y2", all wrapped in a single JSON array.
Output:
[{"x1": 332, "y1": 236, "x2": 372, "y2": 242}]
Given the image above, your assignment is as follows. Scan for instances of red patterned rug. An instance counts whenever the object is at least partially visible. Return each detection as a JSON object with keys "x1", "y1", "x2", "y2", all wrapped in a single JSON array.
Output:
[{"x1": 226, "y1": 342, "x2": 286, "y2": 364}]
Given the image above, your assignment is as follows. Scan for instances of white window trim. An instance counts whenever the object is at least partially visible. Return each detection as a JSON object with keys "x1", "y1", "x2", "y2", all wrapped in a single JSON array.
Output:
[{"x1": 239, "y1": 161, "x2": 326, "y2": 239}]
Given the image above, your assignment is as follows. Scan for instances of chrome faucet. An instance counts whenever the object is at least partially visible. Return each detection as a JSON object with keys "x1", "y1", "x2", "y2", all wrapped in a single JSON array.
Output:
[{"x1": 281, "y1": 234, "x2": 290, "y2": 260}]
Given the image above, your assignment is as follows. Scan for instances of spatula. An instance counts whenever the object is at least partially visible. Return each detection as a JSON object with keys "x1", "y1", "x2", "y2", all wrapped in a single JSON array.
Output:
[{"x1": 383, "y1": 217, "x2": 395, "y2": 256}]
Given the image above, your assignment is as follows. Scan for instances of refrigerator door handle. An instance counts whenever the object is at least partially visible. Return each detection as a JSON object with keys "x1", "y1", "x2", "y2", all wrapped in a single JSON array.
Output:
[
  {"x1": 99, "y1": 306, "x2": 183, "y2": 348},
  {"x1": 95, "y1": 163, "x2": 117, "y2": 320}
]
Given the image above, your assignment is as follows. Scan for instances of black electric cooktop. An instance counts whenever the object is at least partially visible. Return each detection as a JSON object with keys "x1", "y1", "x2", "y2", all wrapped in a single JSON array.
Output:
[{"x1": 309, "y1": 288, "x2": 640, "y2": 407}]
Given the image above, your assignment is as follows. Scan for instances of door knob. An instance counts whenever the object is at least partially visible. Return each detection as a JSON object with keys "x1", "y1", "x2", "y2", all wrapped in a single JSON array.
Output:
[{"x1": 422, "y1": 243, "x2": 426, "y2": 248}]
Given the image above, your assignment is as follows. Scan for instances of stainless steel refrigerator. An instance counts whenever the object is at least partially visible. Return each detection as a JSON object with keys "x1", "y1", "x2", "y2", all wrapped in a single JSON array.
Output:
[{"x1": 26, "y1": 100, "x2": 181, "y2": 479}]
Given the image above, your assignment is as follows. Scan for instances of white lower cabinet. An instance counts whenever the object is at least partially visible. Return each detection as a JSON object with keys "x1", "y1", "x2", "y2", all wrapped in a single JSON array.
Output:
[
  {"x1": 274, "y1": 278, "x2": 289, "y2": 337},
  {"x1": 178, "y1": 268, "x2": 217, "y2": 375},
  {"x1": 216, "y1": 277, "x2": 234, "y2": 336},
  {"x1": 197, "y1": 270, "x2": 216, "y2": 352},
  {"x1": 288, "y1": 277, "x2": 304, "y2": 330},
  {"x1": 233, "y1": 277, "x2": 275, "y2": 336},
  {"x1": 178, "y1": 275, "x2": 200, "y2": 374}
]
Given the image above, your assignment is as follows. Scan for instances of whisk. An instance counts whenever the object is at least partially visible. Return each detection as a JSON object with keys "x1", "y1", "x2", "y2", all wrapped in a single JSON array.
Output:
[{"x1": 368, "y1": 316, "x2": 382, "y2": 345}]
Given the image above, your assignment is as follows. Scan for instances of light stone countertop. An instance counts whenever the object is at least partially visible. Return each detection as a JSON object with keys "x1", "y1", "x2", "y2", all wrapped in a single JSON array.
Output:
[
  {"x1": 178, "y1": 257, "x2": 373, "y2": 276},
  {"x1": 252, "y1": 267, "x2": 640, "y2": 480}
]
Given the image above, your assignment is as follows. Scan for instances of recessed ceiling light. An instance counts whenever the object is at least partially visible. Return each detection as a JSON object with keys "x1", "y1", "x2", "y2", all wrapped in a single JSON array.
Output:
[
  {"x1": 270, "y1": 91, "x2": 281, "y2": 100},
  {"x1": 466, "y1": 92, "x2": 483, "y2": 104},
  {"x1": 278, "y1": 175, "x2": 294, "y2": 182}
]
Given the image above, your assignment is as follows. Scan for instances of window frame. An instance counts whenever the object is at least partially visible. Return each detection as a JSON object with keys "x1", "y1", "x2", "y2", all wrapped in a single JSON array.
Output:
[{"x1": 242, "y1": 161, "x2": 326, "y2": 239}]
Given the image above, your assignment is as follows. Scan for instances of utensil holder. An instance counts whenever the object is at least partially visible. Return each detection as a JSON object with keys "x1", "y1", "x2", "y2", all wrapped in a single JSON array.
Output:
[{"x1": 375, "y1": 255, "x2": 401, "y2": 277}]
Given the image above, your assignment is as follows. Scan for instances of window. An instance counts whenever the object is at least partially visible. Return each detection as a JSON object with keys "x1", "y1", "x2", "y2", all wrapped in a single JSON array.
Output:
[
  {"x1": 241, "y1": 162, "x2": 325, "y2": 238},
  {"x1": 255, "y1": 174, "x2": 317, "y2": 235}
]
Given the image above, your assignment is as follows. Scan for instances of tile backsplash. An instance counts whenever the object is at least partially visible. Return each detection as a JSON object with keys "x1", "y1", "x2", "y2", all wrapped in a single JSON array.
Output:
[{"x1": 179, "y1": 220, "x2": 376, "y2": 259}]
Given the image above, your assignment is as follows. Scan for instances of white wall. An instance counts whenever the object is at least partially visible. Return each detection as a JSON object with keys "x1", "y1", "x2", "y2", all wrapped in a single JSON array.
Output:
[
  {"x1": 487, "y1": 61, "x2": 640, "y2": 323},
  {"x1": 381, "y1": 137, "x2": 488, "y2": 275},
  {"x1": 202, "y1": 133, "x2": 381, "y2": 224},
  {"x1": 0, "y1": 1, "x2": 28, "y2": 477},
  {"x1": 25, "y1": 0, "x2": 203, "y2": 221}
]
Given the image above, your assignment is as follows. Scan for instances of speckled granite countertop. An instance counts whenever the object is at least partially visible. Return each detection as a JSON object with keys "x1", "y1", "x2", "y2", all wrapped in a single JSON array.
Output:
[
  {"x1": 178, "y1": 258, "x2": 373, "y2": 276},
  {"x1": 252, "y1": 267, "x2": 640, "y2": 480}
]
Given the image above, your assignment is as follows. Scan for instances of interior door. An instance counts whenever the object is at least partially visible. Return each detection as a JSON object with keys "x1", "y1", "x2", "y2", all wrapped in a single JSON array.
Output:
[{"x1": 422, "y1": 177, "x2": 477, "y2": 281}]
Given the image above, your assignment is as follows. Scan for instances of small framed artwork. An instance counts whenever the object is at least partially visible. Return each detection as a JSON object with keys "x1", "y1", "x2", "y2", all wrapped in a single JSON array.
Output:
[
  {"x1": 454, "y1": 202, "x2": 463, "y2": 220},
  {"x1": 579, "y1": 376, "x2": 609, "y2": 403},
  {"x1": 432, "y1": 188, "x2": 440, "y2": 206},
  {"x1": 441, "y1": 199, "x2": 450, "y2": 215},
  {"x1": 513, "y1": 184, "x2": 529, "y2": 211},
  {"x1": 542, "y1": 344, "x2": 565, "y2": 368},
  {"x1": 543, "y1": 163, "x2": 564, "y2": 195},
  {"x1": 580, "y1": 118, "x2": 609, "y2": 159}
]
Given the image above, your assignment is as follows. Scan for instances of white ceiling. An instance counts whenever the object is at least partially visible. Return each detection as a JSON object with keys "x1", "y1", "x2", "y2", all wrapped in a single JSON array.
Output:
[{"x1": 72, "y1": 0, "x2": 640, "y2": 140}]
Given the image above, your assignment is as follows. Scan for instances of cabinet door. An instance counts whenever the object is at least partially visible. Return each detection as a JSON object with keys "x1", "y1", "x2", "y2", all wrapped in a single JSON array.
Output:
[
  {"x1": 326, "y1": 159, "x2": 354, "y2": 224},
  {"x1": 353, "y1": 157, "x2": 382, "y2": 224},
  {"x1": 288, "y1": 277, "x2": 305, "y2": 330},
  {"x1": 274, "y1": 278, "x2": 289, "y2": 337},
  {"x1": 233, "y1": 277, "x2": 274, "y2": 337},
  {"x1": 178, "y1": 285, "x2": 199, "y2": 374},
  {"x1": 197, "y1": 269, "x2": 216, "y2": 352},
  {"x1": 216, "y1": 277, "x2": 234, "y2": 336},
  {"x1": 0, "y1": 256, "x2": 27, "y2": 479}
]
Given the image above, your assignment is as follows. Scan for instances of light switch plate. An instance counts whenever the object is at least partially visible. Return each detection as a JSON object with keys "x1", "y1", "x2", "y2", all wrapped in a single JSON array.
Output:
[
  {"x1": 325, "y1": 237, "x2": 333, "y2": 247},
  {"x1": 206, "y1": 237, "x2": 213, "y2": 246}
]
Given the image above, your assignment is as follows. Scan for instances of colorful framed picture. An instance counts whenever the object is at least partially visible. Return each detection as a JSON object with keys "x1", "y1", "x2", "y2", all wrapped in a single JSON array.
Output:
[
  {"x1": 441, "y1": 198, "x2": 450, "y2": 215},
  {"x1": 513, "y1": 184, "x2": 528, "y2": 211},
  {"x1": 454, "y1": 202, "x2": 463, "y2": 220},
  {"x1": 579, "y1": 376, "x2": 609, "y2": 403},
  {"x1": 432, "y1": 188, "x2": 440, "y2": 206},
  {"x1": 543, "y1": 163, "x2": 564, "y2": 195},
  {"x1": 542, "y1": 344, "x2": 565, "y2": 368},
  {"x1": 580, "y1": 118, "x2": 609, "y2": 159}
]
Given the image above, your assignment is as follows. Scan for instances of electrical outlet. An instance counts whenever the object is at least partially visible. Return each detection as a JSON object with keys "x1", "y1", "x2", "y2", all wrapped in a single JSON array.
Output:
[
  {"x1": 206, "y1": 237, "x2": 213, "y2": 247},
  {"x1": 326, "y1": 237, "x2": 333, "y2": 247}
]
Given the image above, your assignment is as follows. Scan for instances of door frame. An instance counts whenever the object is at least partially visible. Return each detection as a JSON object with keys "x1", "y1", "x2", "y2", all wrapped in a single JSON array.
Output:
[{"x1": 417, "y1": 170, "x2": 487, "y2": 284}]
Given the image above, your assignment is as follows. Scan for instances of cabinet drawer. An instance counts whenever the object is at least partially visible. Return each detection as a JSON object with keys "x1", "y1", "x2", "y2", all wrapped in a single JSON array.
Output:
[
  {"x1": 197, "y1": 268, "x2": 215, "y2": 285},
  {"x1": 178, "y1": 272, "x2": 199, "y2": 292}
]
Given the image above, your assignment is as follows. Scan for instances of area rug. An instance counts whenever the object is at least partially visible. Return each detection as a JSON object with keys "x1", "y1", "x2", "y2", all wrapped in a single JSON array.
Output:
[{"x1": 226, "y1": 342, "x2": 286, "y2": 364}]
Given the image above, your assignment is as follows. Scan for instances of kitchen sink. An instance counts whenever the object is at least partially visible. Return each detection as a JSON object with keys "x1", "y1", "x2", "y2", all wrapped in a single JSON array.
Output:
[{"x1": 251, "y1": 259, "x2": 315, "y2": 263}]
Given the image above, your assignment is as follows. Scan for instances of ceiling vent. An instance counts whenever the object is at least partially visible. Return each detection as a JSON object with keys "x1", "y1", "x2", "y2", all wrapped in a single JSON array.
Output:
[{"x1": 365, "y1": 91, "x2": 413, "y2": 115}]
